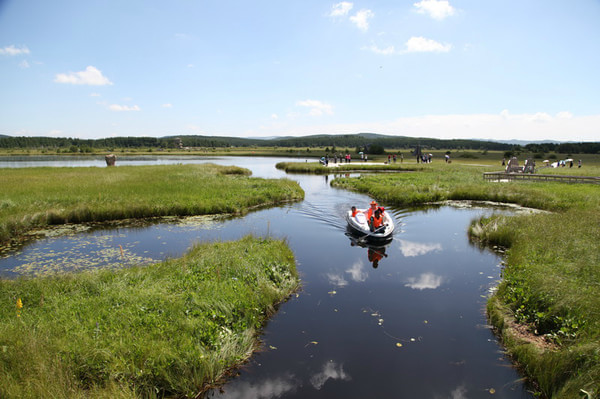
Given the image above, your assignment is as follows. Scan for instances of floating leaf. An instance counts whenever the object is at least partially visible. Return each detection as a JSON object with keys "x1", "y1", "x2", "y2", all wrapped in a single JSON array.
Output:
[
  {"x1": 489, "y1": 388, "x2": 496, "y2": 394},
  {"x1": 410, "y1": 338, "x2": 416, "y2": 342},
  {"x1": 269, "y1": 345, "x2": 277, "y2": 350},
  {"x1": 396, "y1": 343, "x2": 403, "y2": 347},
  {"x1": 328, "y1": 290, "x2": 337, "y2": 295}
]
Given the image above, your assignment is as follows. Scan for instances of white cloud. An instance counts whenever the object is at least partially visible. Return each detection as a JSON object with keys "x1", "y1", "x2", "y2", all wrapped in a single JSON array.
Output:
[
  {"x1": 54, "y1": 66, "x2": 113, "y2": 86},
  {"x1": 414, "y1": 0, "x2": 456, "y2": 20},
  {"x1": 248, "y1": 112, "x2": 600, "y2": 142},
  {"x1": 162, "y1": 103, "x2": 173, "y2": 108},
  {"x1": 365, "y1": 44, "x2": 396, "y2": 55},
  {"x1": 330, "y1": 2, "x2": 353, "y2": 17},
  {"x1": 405, "y1": 36, "x2": 452, "y2": 53},
  {"x1": 271, "y1": 113, "x2": 278, "y2": 119},
  {"x1": 350, "y1": 9, "x2": 374, "y2": 31},
  {"x1": 19, "y1": 60, "x2": 30, "y2": 68},
  {"x1": 0, "y1": 45, "x2": 30, "y2": 56},
  {"x1": 109, "y1": 104, "x2": 140, "y2": 112},
  {"x1": 296, "y1": 99, "x2": 333, "y2": 116},
  {"x1": 556, "y1": 111, "x2": 573, "y2": 119},
  {"x1": 530, "y1": 112, "x2": 552, "y2": 123},
  {"x1": 405, "y1": 272, "x2": 443, "y2": 290}
]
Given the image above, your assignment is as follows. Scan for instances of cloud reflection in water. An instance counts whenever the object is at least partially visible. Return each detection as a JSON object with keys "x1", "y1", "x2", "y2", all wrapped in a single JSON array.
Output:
[
  {"x1": 405, "y1": 272, "x2": 443, "y2": 290},
  {"x1": 217, "y1": 373, "x2": 298, "y2": 399},
  {"x1": 309, "y1": 361, "x2": 351, "y2": 389},
  {"x1": 399, "y1": 239, "x2": 442, "y2": 257},
  {"x1": 346, "y1": 259, "x2": 368, "y2": 282}
]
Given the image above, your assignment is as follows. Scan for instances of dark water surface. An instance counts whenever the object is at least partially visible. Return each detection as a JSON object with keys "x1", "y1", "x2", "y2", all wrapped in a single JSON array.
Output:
[{"x1": 0, "y1": 156, "x2": 532, "y2": 398}]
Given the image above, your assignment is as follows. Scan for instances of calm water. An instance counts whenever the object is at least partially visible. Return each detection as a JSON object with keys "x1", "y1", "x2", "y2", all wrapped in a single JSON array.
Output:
[{"x1": 0, "y1": 156, "x2": 532, "y2": 398}]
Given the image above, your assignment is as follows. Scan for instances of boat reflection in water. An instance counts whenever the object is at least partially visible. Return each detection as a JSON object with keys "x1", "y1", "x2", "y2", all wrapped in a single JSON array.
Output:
[{"x1": 346, "y1": 232, "x2": 392, "y2": 269}]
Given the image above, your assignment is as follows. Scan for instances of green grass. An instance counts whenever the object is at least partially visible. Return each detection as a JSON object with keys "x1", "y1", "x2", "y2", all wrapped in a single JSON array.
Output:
[
  {"x1": 328, "y1": 161, "x2": 600, "y2": 398},
  {"x1": 275, "y1": 161, "x2": 420, "y2": 174},
  {"x1": 0, "y1": 164, "x2": 304, "y2": 245},
  {"x1": 0, "y1": 235, "x2": 299, "y2": 398}
]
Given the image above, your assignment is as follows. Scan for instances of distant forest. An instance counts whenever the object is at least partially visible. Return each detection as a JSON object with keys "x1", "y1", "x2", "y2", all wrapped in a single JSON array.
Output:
[{"x1": 0, "y1": 133, "x2": 598, "y2": 154}]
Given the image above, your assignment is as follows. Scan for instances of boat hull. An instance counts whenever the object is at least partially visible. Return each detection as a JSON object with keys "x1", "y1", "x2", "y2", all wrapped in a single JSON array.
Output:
[{"x1": 346, "y1": 209, "x2": 394, "y2": 242}]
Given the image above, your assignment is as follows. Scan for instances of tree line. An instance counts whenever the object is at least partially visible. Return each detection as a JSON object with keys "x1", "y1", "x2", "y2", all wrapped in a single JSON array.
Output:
[{"x1": 0, "y1": 133, "x2": 598, "y2": 154}]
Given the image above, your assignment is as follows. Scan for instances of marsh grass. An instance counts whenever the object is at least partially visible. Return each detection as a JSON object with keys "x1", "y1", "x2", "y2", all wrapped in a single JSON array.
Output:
[
  {"x1": 275, "y1": 161, "x2": 420, "y2": 174},
  {"x1": 329, "y1": 162, "x2": 600, "y2": 397},
  {"x1": 0, "y1": 164, "x2": 304, "y2": 245},
  {"x1": 0, "y1": 235, "x2": 299, "y2": 398}
]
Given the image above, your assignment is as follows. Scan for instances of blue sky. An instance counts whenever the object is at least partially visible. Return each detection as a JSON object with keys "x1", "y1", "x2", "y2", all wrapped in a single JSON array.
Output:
[{"x1": 1, "y1": 0, "x2": 599, "y2": 141}]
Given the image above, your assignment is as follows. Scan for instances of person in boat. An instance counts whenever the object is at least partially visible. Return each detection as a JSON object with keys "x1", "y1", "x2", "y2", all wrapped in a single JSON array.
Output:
[
  {"x1": 351, "y1": 206, "x2": 359, "y2": 217},
  {"x1": 366, "y1": 201, "x2": 378, "y2": 220},
  {"x1": 369, "y1": 209, "x2": 385, "y2": 232},
  {"x1": 366, "y1": 201, "x2": 385, "y2": 220}
]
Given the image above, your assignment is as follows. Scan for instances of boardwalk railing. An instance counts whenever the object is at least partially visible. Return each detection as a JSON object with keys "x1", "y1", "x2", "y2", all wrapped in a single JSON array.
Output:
[{"x1": 483, "y1": 172, "x2": 600, "y2": 185}]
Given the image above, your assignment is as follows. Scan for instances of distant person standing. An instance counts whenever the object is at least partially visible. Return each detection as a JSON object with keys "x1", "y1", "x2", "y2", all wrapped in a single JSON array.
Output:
[{"x1": 578, "y1": 160, "x2": 582, "y2": 168}]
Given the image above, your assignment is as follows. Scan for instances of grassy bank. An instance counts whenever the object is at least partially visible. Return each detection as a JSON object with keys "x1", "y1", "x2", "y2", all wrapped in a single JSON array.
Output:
[
  {"x1": 0, "y1": 164, "x2": 304, "y2": 245},
  {"x1": 0, "y1": 235, "x2": 299, "y2": 398},
  {"x1": 275, "y1": 161, "x2": 420, "y2": 174},
  {"x1": 329, "y1": 162, "x2": 600, "y2": 397}
]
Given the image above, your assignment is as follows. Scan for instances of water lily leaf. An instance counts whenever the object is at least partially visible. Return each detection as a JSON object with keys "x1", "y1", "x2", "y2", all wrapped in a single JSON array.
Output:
[
  {"x1": 328, "y1": 290, "x2": 337, "y2": 295},
  {"x1": 489, "y1": 388, "x2": 496, "y2": 394},
  {"x1": 269, "y1": 345, "x2": 277, "y2": 350},
  {"x1": 396, "y1": 343, "x2": 403, "y2": 347}
]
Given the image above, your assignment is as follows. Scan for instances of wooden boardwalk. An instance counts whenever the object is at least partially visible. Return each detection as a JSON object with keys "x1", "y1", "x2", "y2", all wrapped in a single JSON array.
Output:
[{"x1": 483, "y1": 172, "x2": 600, "y2": 184}]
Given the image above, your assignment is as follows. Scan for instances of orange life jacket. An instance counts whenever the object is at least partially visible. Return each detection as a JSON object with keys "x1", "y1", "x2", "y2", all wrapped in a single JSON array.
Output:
[{"x1": 371, "y1": 214, "x2": 383, "y2": 228}]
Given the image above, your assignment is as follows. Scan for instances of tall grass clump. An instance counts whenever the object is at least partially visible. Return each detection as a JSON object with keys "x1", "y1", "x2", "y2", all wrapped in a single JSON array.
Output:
[
  {"x1": 0, "y1": 164, "x2": 304, "y2": 245},
  {"x1": 330, "y1": 162, "x2": 600, "y2": 397},
  {"x1": 0, "y1": 235, "x2": 299, "y2": 398}
]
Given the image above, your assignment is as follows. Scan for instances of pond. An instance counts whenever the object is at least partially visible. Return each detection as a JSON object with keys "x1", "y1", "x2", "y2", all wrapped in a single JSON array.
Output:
[{"x1": 0, "y1": 156, "x2": 532, "y2": 398}]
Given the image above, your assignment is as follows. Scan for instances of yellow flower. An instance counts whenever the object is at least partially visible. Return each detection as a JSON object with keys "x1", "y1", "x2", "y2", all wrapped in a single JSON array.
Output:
[{"x1": 16, "y1": 298, "x2": 23, "y2": 309}]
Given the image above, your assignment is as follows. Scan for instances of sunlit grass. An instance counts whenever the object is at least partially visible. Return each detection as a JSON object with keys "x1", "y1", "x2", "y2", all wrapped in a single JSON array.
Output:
[
  {"x1": 0, "y1": 235, "x2": 299, "y2": 398},
  {"x1": 0, "y1": 164, "x2": 304, "y2": 244}
]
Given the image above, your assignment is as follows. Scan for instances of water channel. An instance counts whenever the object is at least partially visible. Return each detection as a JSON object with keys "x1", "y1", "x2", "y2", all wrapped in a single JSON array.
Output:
[{"x1": 0, "y1": 156, "x2": 533, "y2": 398}]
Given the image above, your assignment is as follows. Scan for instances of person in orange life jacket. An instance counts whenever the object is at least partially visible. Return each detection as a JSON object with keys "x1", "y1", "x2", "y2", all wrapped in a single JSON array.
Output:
[
  {"x1": 367, "y1": 201, "x2": 386, "y2": 220},
  {"x1": 366, "y1": 201, "x2": 378, "y2": 220},
  {"x1": 369, "y1": 209, "x2": 384, "y2": 232},
  {"x1": 351, "y1": 206, "x2": 358, "y2": 217}
]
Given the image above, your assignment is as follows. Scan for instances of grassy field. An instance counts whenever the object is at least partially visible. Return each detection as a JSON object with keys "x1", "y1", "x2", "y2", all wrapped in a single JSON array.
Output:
[
  {"x1": 0, "y1": 164, "x2": 304, "y2": 245},
  {"x1": 328, "y1": 159, "x2": 600, "y2": 398},
  {"x1": 0, "y1": 235, "x2": 299, "y2": 398}
]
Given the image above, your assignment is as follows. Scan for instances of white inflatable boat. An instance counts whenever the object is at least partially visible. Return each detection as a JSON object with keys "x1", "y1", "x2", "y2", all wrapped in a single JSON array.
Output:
[{"x1": 345, "y1": 209, "x2": 395, "y2": 242}]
